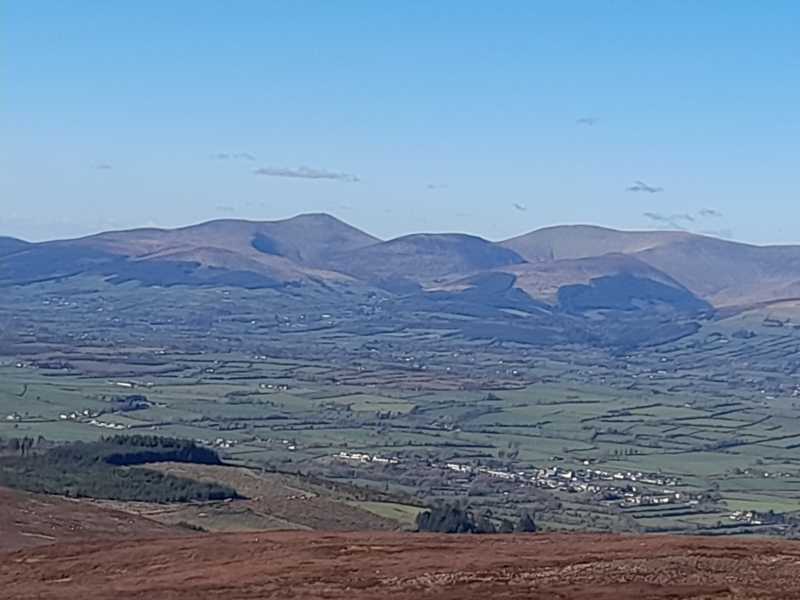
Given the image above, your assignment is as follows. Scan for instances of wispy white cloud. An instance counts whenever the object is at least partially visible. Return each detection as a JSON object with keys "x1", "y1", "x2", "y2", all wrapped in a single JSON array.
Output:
[
  {"x1": 642, "y1": 212, "x2": 694, "y2": 229},
  {"x1": 211, "y1": 152, "x2": 256, "y2": 161},
  {"x1": 253, "y1": 166, "x2": 359, "y2": 182},
  {"x1": 627, "y1": 180, "x2": 664, "y2": 193}
]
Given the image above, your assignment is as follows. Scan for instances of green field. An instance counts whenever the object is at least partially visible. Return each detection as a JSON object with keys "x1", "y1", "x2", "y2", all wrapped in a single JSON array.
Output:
[
  {"x1": 3, "y1": 338, "x2": 800, "y2": 536},
  {"x1": 3, "y1": 281, "x2": 800, "y2": 536}
]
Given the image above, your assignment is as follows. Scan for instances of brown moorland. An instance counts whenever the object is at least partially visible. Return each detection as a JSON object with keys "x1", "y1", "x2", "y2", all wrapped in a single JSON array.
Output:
[
  {"x1": 0, "y1": 486, "x2": 182, "y2": 553},
  {"x1": 3, "y1": 531, "x2": 800, "y2": 600}
]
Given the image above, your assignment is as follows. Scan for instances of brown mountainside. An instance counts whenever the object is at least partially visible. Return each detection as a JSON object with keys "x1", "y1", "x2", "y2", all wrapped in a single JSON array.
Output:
[
  {"x1": 502, "y1": 225, "x2": 800, "y2": 307},
  {"x1": 3, "y1": 215, "x2": 800, "y2": 308},
  {"x1": 0, "y1": 236, "x2": 29, "y2": 258},
  {"x1": 4, "y1": 531, "x2": 800, "y2": 600},
  {"x1": 328, "y1": 233, "x2": 525, "y2": 285}
]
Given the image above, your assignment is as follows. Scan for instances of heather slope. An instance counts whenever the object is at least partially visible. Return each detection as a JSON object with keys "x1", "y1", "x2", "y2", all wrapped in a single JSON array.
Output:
[
  {"x1": 0, "y1": 487, "x2": 182, "y2": 553},
  {"x1": 3, "y1": 531, "x2": 800, "y2": 600}
]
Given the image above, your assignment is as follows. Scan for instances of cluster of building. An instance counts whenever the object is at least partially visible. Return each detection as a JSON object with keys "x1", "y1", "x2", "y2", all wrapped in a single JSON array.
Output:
[
  {"x1": 335, "y1": 450, "x2": 400, "y2": 465},
  {"x1": 730, "y1": 510, "x2": 764, "y2": 525},
  {"x1": 212, "y1": 437, "x2": 237, "y2": 449},
  {"x1": 444, "y1": 462, "x2": 516, "y2": 481},
  {"x1": 582, "y1": 467, "x2": 678, "y2": 487},
  {"x1": 87, "y1": 418, "x2": 126, "y2": 431},
  {"x1": 442, "y1": 461, "x2": 681, "y2": 494},
  {"x1": 728, "y1": 510, "x2": 787, "y2": 526},
  {"x1": 335, "y1": 448, "x2": 691, "y2": 509},
  {"x1": 530, "y1": 466, "x2": 691, "y2": 507},
  {"x1": 192, "y1": 437, "x2": 240, "y2": 449},
  {"x1": 58, "y1": 409, "x2": 98, "y2": 421},
  {"x1": 258, "y1": 383, "x2": 291, "y2": 391},
  {"x1": 57, "y1": 409, "x2": 128, "y2": 430}
]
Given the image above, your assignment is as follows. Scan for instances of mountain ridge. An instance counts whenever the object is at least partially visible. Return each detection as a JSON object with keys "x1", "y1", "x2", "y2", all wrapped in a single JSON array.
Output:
[
  {"x1": 2, "y1": 213, "x2": 800, "y2": 309},
  {"x1": 0, "y1": 236, "x2": 30, "y2": 258}
]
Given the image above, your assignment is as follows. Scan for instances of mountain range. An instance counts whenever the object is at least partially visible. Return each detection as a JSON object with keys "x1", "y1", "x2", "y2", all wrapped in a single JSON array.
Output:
[{"x1": 2, "y1": 214, "x2": 799, "y2": 313}]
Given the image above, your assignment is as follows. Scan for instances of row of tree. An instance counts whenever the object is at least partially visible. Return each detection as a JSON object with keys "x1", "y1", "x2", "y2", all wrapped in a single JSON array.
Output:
[
  {"x1": 416, "y1": 502, "x2": 536, "y2": 534},
  {"x1": 0, "y1": 435, "x2": 239, "y2": 503}
]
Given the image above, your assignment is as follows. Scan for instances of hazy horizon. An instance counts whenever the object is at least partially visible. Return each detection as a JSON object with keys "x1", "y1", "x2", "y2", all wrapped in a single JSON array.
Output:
[{"x1": 0, "y1": 210, "x2": 772, "y2": 247}]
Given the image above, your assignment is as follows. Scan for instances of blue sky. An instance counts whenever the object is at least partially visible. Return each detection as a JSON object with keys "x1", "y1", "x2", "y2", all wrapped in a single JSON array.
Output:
[{"x1": 2, "y1": 1, "x2": 798, "y2": 243}]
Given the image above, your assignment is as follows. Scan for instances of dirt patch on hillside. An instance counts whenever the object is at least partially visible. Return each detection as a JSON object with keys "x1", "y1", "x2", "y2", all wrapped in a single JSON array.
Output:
[
  {"x1": 0, "y1": 486, "x2": 182, "y2": 553},
  {"x1": 3, "y1": 531, "x2": 800, "y2": 599}
]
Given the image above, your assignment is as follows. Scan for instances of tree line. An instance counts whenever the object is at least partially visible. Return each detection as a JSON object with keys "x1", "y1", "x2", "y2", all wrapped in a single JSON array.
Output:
[
  {"x1": 0, "y1": 434, "x2": 239, "y2": 503},
  {"x1": 416, "y1": 501, "x2": 537, "y2": 534}
]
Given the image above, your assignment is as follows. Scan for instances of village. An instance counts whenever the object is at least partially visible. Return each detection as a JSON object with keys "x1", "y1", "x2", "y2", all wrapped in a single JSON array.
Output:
[{"x1": 333, "y1": 449, "x2": 696, "y2": 510}]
